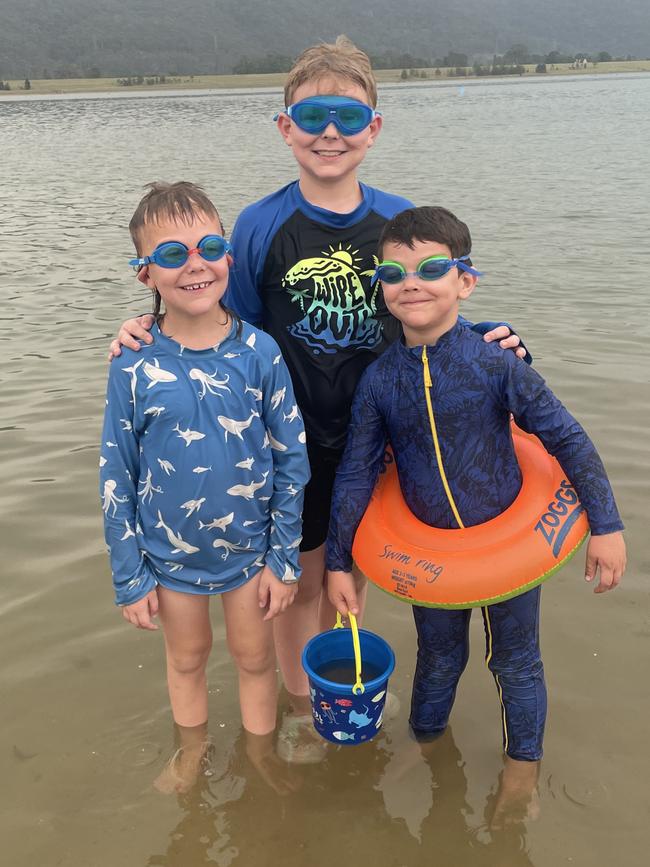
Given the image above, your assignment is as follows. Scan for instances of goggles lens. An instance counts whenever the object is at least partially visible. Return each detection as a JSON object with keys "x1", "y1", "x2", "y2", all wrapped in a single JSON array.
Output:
[
  {"x1": 287, "y1": 96, "x2": 376, "y2": 135},
  {"x1": 129, "y1": 235, "x2": 230, "y2": 270},
  {"x1": 373, "y1": 256, "x2": 481, "y2": 285}
]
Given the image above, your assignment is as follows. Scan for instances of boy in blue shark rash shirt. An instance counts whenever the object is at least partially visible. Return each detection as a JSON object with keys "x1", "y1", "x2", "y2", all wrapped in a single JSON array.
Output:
[
  {"x1": 101, "y1": 318, "x2": 307, "y2": 604},
  {"x1": 326, "y1": 206, "x2": 626, "y2": 767}
]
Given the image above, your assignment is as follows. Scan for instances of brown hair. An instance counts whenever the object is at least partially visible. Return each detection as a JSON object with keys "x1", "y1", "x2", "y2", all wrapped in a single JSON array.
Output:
[
  {"x1": 378, "y1": 206, "x2": 473, "y2": 263},
  {"x1": 284, "y1": 35, "x2": 377, "y2": 107},
  {"x1": 129, "y1": 181, "x2": 223, "y2": 254}
]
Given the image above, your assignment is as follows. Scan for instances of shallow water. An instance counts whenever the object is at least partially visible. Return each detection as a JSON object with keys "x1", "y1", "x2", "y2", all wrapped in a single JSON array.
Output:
[{"x1": 1, "y1": 74, "x2": 649, "y2": 866}]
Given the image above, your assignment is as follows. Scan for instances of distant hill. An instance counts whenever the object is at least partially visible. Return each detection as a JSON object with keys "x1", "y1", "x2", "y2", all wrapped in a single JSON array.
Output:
[{"x1": 1, "y1": 0, "x2": 648, "y2": 79}]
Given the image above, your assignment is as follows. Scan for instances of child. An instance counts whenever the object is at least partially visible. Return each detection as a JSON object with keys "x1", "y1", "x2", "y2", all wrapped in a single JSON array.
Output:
[
  {"x1": 325, "y1": 206, "x2": 626, "y2": 780},
  {"x1": 100, "y1": 181, "x2": 310, "y2": 792},
  {"x1": 108, "y1": 37, "x2": 526, "y2": 762}
]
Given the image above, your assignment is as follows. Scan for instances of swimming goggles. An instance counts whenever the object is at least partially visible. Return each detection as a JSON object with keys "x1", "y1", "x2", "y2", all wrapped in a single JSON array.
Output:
[
  {"x1": 129, "y1": 235, "x2": 232, "y2": 270},
  {"x1": 276, "y1": 95, "x2": 380, "y2": 135},
  {"x1": 371, "y1": 255, "x2": 482, "y2": 286}
]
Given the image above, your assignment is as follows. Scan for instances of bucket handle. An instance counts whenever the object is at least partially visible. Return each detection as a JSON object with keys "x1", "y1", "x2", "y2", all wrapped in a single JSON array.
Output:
[{"x1": 334, "y1": 612, "x2": 365, "y2": 695}]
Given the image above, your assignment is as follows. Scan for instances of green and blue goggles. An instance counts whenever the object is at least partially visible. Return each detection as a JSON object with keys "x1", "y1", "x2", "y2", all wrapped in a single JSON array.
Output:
[
  {"x1": 129, "y1": 235, "x2": 231, "y2": 270},
  {"x1": 371, "y1": 255, "x2": 482, "y2": 286},
  {"x1": 276, "y1": 95, "x2": 380, "y2": 136}
]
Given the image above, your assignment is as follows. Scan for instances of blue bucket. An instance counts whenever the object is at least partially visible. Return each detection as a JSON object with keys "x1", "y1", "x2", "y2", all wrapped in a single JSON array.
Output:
[{"x1": 301, "y1": 616, "x2": 395, "y2": 746}]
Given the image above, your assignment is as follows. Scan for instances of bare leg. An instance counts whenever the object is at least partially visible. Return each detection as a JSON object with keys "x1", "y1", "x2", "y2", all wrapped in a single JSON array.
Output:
[
  {"x1": 273, "y1": 544, "x2": 327, "y2": 703},
  {"x1": 157, "y1": 586, "x2": 212, "y2": 727},
  {"x1": 154, "y1": 721, "x2": 211, "y2": 795},
  {"x1": 244, "y1": 729, "x2": 302, "y2": 796},
  {"x1": 222, "y1": 572, "x2": 277, "y2": 736}
]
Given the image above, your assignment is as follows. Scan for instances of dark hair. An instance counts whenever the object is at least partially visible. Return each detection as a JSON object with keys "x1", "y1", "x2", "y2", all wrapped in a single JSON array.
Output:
[
  {"x1": 129, "y1": 181, "x2": 242, "y2": 337},
  {"x1": 378, "y1": 206, "x2": 473, "y2": 264}
]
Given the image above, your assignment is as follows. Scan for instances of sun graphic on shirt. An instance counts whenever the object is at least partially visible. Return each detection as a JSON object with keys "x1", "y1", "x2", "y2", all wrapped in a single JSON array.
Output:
[{"x1": 324, "y1": 243, "x2": 366, "y2": 270}]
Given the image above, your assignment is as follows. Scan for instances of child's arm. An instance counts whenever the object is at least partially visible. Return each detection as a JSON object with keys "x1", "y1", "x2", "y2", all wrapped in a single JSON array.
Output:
[
  {"x1": 325, "y1": 368, "x2": 389, "y2": 577},
  {"x1": 100, "y1": 359, "x2": 158, "y2": 612},
  {"x1": 258, "y1": 338, "x2": 310, "y2": 599},
  {"x1": 502, "y1": 356, "x2": 626, "y2": 590}
]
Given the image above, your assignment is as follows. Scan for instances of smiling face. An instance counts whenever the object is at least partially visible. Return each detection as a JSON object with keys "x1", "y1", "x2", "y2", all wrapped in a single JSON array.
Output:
[
  {"x1": 137, "y1": 213, "x2": 230, "y2": 326},
  {"x1": 276, "y1": 77, "x2": 382, "y2": 189},
  {"x1": 380, "y1": 239, "x2": 477, "y2": 347}
]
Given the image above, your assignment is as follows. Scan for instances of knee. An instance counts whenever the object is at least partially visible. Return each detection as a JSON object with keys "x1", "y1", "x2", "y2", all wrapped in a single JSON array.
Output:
[
  {"x1": 230, "y1": 642, "x2": 275, "y2": 678},
  {"x1": 488, "y1": 650, "x2": 543, "y2": 681},
  {"x1": 167, "y1": 641, "x2": 212, "y2": 678}
]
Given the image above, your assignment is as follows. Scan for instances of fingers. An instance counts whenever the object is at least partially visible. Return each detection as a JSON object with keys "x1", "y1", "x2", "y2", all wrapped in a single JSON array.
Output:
[
  {"x1": 121, "y1": 603, "x2": 158, "y2": 630},
  {"x1": 483, "y1": 325, "x2": 512, "y2": 343},
  {"x1": 263, "y1": 585, "x2": 297, "y2": 621},
  {"x1": 498, "y1": 335, "x2": 521, "y2": 351}
]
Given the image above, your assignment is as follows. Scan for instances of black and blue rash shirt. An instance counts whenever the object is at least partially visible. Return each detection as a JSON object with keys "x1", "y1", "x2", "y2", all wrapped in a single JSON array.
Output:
[
  {"x1": 326, "y1": 322, "x2": 624, "y2": 572},
  {"x1": 225, "y1": 181, "x2": 414, "y2": 450}
]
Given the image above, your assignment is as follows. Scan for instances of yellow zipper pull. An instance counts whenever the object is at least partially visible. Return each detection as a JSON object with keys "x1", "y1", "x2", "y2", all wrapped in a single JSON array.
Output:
[{"x1": 422, "y1": 346, "x2": 433, "y2": 387}]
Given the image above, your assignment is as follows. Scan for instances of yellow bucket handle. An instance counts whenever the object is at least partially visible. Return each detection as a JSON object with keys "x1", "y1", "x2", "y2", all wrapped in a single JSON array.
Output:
[{"x1": 334, "y1": 612, "x2": 365, "y2": 695}]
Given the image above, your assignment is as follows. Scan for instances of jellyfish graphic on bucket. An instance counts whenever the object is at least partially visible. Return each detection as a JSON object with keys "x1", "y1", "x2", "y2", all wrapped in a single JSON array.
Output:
[{"x1": 301, "y1": 615, "x2": 395, "y2": 745}]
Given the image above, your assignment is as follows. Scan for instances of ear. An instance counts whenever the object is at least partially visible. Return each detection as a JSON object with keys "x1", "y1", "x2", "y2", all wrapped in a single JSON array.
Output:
[
  {"x1": 276, "y1": 112, "x2": 293, "y2": 146},
  {"x1": 225, "y1": 252, "x2": 234, "y2": 267},
  {"x1": 366, "y1": 114, "x2": 383, "y2": 148},
  {"x1": 458, "y1": 271, "x2": 478, "y2": 301},
  {"x1": 136, "y1": 265, "x2": 154, "y2": 288}
]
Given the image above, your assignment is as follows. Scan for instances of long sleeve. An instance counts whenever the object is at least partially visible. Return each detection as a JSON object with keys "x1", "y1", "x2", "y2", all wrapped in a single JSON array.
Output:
[
  {"x1": 225, "y1": 210, "x2": 265, "y2": 326},
  {"x1": 99, "y1": 362, "x2": 157, "y2": 606},
  {"x1": 502, "y1": 357, "x2": 623, "y2": 535},
  {"x1": 325, "y1": 370, "x2": 389, "y2": 572},
  {"x1": 260, "y1": 348, "x2": 310, "y2": 582},
  {"x1": 466, "y1": 316, "x2": 532, "y2": 365}
]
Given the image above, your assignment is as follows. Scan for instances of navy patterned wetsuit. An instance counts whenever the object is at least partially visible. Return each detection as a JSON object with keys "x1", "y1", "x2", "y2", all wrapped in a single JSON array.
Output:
[{"x1": 326, "y1": 321, "x2": 623, "y2": 760}]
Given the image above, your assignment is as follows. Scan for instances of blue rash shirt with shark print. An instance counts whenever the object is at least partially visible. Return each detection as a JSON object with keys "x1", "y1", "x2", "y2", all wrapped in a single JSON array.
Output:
[
  {"x1": 100, "y1": 321, "x2": 310, "y2": 607},
  {"x1": 326, "y1": 322, "x2": 624, "y2": 573}
]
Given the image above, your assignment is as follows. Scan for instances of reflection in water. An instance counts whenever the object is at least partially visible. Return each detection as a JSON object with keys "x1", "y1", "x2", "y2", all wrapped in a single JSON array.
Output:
[{"x1": 147, "y1": 726, "x2": 537, "y2": 866}]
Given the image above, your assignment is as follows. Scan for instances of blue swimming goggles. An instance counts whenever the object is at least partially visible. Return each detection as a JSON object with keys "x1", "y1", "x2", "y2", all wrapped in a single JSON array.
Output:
[
  {"x1": 371, "y1": 255, "x2": 482, "y2": 286},
  {"x1": 129, "y1": 234, "x2": 232, "y2": 270},
  {"x1": 275, "y1": 95, "x2": 380, "y2": 136}
]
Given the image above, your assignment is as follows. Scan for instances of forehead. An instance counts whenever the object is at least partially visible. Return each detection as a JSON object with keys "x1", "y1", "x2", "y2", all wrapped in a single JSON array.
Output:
[
  {"x1": 382, "y1": 239, "x2": 453, "y2": 262},
  {"x1": 290, "y1": 77, "x2": 371, "y2": 106},
  {"x1": 138, "y1": 212, "x2": 222, "y2": 248}
]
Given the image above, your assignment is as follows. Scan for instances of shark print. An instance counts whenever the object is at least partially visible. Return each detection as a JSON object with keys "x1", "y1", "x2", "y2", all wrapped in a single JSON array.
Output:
[
  {"x1": 267, "y1": 431, "x2": 287, "y2": 452},
  {"x1": 198, "y1": 512, "x2": 235, "y2": 532},
  {"x1": 245, "y1": 385, "x2": 263, "y2": 401},
  {"x1": 192, "y1": 465, "x2": 212, "y2": 474},
  {"x1": 235, "y1": 457, "x2": 255, "y2": 470},
  {"x1": 270, "y1": 387, "x2": 286, "y2": 410},
  {"x1": 173, "y1": 423, "x2": 206, "y2": 446},
  {"x1": 144, "y1": 406, "x2": 166, "y2": 417},
  {"x1": 283, "y1": 404, "x2": 300, "y2": 423}
]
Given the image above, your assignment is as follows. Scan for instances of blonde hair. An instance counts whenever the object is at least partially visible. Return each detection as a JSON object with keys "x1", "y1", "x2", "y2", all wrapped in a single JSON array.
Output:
[{"x1": 284, "y1": 35, "x2": 377, "y2": 107}]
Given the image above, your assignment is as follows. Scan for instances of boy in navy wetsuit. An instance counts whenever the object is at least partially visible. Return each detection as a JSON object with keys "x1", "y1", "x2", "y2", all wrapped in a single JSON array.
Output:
[
  {"x1": 109, "y1": 37, "x2": 526, "y2": 762},
  {"x1": 326, "y1": 206, "x2": 626, "y2": 787}
]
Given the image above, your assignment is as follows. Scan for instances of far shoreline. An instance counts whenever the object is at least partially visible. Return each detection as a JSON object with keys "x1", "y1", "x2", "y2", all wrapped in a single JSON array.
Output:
[{"x1": 2, "y1": 60, "x2": 649, "y2": 98}]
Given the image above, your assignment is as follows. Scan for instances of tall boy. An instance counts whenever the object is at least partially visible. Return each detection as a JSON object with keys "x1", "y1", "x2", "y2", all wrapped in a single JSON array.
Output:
[
  {"x1": 110, "y1": 37, "x2": 526, "y2": 761},
  {"x1": 326, "y1": 206, "x2": 626, "y2": 775}
]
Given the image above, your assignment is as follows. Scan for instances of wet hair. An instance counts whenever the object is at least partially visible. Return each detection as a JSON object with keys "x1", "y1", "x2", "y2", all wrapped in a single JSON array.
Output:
[
  {"x1": 378, "y1": 206, "x2": 473, "y2": 264},
  {"x1": 284, "y1": 35, "x2": 377, "y2": 108},
  {"x1": 128, "y1": 181, "x2": 241, "y2": 336}
]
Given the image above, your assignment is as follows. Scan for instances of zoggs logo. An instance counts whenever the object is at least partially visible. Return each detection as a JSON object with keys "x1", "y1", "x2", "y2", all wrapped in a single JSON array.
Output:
[{"x1": 534, "y1": 479, "x2": 585, "y2": 558}]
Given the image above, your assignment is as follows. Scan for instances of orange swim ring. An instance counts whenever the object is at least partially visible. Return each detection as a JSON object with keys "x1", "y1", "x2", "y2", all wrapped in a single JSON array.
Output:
[{"x1": 352, "y1": 426, "x2": 590, "y2": 608}]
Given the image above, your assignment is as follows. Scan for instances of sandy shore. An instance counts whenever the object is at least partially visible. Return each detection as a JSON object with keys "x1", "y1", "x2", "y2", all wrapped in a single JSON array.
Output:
[{"x1": 1, "y1": 60, "x2": 649, "y2": 97}]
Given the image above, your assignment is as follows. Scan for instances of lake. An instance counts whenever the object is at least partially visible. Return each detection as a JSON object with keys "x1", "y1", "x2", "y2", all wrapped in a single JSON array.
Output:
[{"x1": 1, "y1": 73, "x2": 649, "y2": 867}]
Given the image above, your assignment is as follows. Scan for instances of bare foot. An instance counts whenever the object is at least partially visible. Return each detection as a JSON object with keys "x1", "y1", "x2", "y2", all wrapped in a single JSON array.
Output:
[
  {"x1": 153, "y1": 740, "x2": 212, "y2": 795},
  {"x1": 245, "y1": 730, "x2": 302, "y2": 796},
  {"x1": 489, "y1": 757, "x2": 541, "y2": 830}
]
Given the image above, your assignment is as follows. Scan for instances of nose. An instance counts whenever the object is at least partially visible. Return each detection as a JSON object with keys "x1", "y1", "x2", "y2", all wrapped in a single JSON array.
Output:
[
  {"x1": 321, "y1": 120, "x2": 340, "y2": 138},
  {"x1": 402, "y1": 273, "x2": 420, "y2": 291},
  {"x1": 185, "y1": 249, "x2": 205, "y2": 270}
]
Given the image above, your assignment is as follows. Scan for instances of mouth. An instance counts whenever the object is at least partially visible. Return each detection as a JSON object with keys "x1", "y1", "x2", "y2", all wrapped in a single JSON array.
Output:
[
  {"x1": 180, "y1": 280, "x2": 212, "y2": 292},
  {"x1": 312, "y1": 149, "x2": 346, "y2": 158}
]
